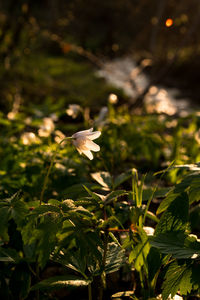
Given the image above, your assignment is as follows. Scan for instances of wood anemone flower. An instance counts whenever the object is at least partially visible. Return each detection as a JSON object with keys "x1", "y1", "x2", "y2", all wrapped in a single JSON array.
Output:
[{"x1": 71, "y1": 128, "x2": 101, "y2": 160}]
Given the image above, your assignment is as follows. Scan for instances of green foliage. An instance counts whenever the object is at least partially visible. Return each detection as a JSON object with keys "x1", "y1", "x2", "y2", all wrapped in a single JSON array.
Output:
[
  {"x1": 0, "y1": 192, "x2": 28, "y2": 241},
  {"x1": 9, "y1": 262, "x2": 31, "y2": 300},
  {"x1": 155, "y1": 192, "x2": 189, "y2": 234},
  {"x1": 157, "y1": 172, "x2": 200, "y2": 214},
  {"x1": 128, "y1": 228, "x2": 150, "y2": 272},
  {"x1": 151, "y1": 232, "x2": 200, "y2": 259},
  {"x1": 162, "y1": 261, "x2": 200, "y2": 300},
  {"x1": 0, "y1": 68, "x2": 200, "y2": 299}
]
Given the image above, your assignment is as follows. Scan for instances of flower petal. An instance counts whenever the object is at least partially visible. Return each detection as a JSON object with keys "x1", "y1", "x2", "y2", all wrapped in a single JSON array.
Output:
[
  {"x1": 73, "y1": 137, "x2": 89, "y2": 152},
  {"x1": 72, "y1": 128, "x2": 93, "y2": 138},
  {"x1": 82, "y1": 150, "x2": 93, "y2": 160},
  {"x1": 86, "y1": 131, "x2": 101, "y2": 140},
  {"x1": 85, "y1": 139, "x2": 100, "y2": 152}
]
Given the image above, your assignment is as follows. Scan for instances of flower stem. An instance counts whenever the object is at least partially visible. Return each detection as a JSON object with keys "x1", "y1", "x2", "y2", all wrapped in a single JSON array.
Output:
[
  {"x1": 40, "y1": 147, "x2": 58, "y2": 204},
  {"x1": 40, "y1": 137, "x2": 71, "y2": 204}
]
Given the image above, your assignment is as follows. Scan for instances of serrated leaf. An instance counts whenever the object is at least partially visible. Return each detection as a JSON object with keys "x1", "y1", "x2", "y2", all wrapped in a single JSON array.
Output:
[
  {"x1": 162, "y1": 261, "x2": 193, "y2": 300},
  {"x1": 188, "y1": 177, "x2": 200, "y2": 204},
  {"x1": 53, "y1": 249, "x2": 87, "y2": 275},
  {"x1": 23, "y1": 215, "x2": 62, "y2": 268},
  {"x1": 151, "y1": 232, "x2": 200, "y2": 259},
  {"x1": 155, "y1": 193, "x2": 189, "y2": 235},
  {"x1": 157, "y1": 174, "x2": 200, "y2": 214},
  {"x1": 31, "y1": 275, "x2": 91, "y2": 291},
  {"x1": 11, "y1": 200, "x2": 28, "y2": 226},
  {"x1": 157, "y1": 192, "x2": 178, "y2": 215},
  {"x1": 75, "y1": 206, "x2": 94, "y2": 218},
  {"x1": 104, "y1": 242, "x2": 126, "y2": 274},
  {"x1": 30, "y1": 204, "x2": 61, "y2": 217}
]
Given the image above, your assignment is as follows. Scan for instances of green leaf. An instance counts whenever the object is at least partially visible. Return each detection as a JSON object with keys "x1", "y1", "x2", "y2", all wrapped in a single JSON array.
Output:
[
  {"x1": 146, "y1": 211, "x2": 159, "y2": 223},
  {"x1": 10, "y1": 200, "x2": 28, "y2": 226},
  {"x1": 155, "y1": 192, "x2": 189, "y2": 235},
  {"x1": 151, "y1": 232, "x2": 200, "y2": 259},
  {"x1": 31, "y1": 275, "x2": 91, "y2": 291},
  {"x1": 104, "y1": 242, "x2": 126, "y2": 274},
  {"x1": 157, "y1": 174, "x2": 200, "y2": 214},
  {"x1": 113, "y1": 170, "x2": 132, "y2": 189},
  {"x1": 157, "y1": 192, "x2": 178, "y2": 215},
  {"x1": 129, "y1": 228, "x2": 150, "y2": 272},
  {"x1": 0, "y1": 191, "x2": 27, "y2": 237},
  {"x1": 188, "y1": 177, "x2": 200, "y2": 204},
  {"x1": 142, "y1": 187, "x2": 171, "y2": 202},
  {"x1": 162, "y1": 261, "x2": 195, "y2": 299},
  {"x1": 22, "y1": 215, "x2": 62, "y2": 268},
  {"x1": 104, "y1": 190, "x2": 128, "y2": 205},
  {"x1": 0, "y1": 247, "x2": 21, "y2": 262},
  {"x1": 0, "y1": 207, "x2": 10, "y2": 241},
  {"x1": 147, "y1": 247, "x2": 162, "y2": 283},
  {"x1": 83, "y1": 185, "x2": 103, "y2": 202},
  {"x1": 53, "y1": 250, "x2": 87, "y2": 275},
  {"x1": 30, "y1": 204, "x2": 61, "y2": 217}
]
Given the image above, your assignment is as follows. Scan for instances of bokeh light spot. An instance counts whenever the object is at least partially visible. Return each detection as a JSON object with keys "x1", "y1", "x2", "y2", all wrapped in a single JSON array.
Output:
[{"x1": 165, "y1": 18, "x2": 173, "y2": 27}]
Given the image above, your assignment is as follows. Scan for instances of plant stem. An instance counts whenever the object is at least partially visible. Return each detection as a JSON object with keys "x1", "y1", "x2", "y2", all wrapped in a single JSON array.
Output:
[
  {"x1": 39, "y1": 137, "x2": 71, "y2": 204},
  {"x1": 139, "y1": 269, "x2": 145, "y2": 290},
  {"x1": 88, "y1": 282, "x2": 92, "y2": 300},
  {"x1": 40, "y1": 145, "x2": 58, "y2": 204},
  {"x1": 36, "y1": 263, "x2": 40, "y2": 300},
  {"x1": 98, "y1": 229, "x2": 109, "y2": 300}
]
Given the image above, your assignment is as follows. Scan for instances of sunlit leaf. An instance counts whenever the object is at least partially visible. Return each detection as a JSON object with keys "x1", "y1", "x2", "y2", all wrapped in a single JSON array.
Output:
[
  {"x1": 31, "y1": 275, "x2": 91, "y2": 291},
  {"x1": 91, "y1": 171, "x2": 112, "y2": 189}
]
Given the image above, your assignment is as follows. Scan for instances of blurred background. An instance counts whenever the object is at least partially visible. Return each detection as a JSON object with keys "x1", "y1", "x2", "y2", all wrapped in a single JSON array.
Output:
[{"x1": 0, "y1": 0, "x2": 200, "y2": 114}]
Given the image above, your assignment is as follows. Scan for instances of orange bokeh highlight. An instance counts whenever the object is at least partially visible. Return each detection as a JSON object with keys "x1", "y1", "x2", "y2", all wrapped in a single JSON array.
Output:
[{"x1": 165, "y1": 18, "x2": 173, "y2": 27}]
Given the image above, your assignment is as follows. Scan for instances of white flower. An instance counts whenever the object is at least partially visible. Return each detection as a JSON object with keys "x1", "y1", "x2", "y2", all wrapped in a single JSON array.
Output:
[
  {"x1": 108, "y1": 93, "x2": 118, "y2": 104},
  {"x1": 38, "y1": 117, "x2": 55, "y2": 137},
  {"x1": 7, "y1": 112, "x2": 16, "y2": 120},
  {"x1": 71, "y1": 128, "x2": 101, "y2": 160},
  {"x1": 21, "y1": 132, "x2": 39, "y2": 145},
  {"x1": 66, "y1": 104, "x2": 82, "y2": 119}
]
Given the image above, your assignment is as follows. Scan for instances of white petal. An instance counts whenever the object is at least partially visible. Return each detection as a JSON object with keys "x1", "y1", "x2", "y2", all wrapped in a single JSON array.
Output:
[
  {"x1": 86, "y1": 131, "x2": 101, "y2": 140},
  {"x1": 76, "y1": 147, "x2": 83, "y2": 154},
  {"x1": 85, "y1": 139, "x2": 100, "y2": 152},
  {"x1": 82, "y1": 150, "x2": 93, "y2": 160},
  {"x1": 71, "y1": 128, "x2": 93, "y2": 138}
]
